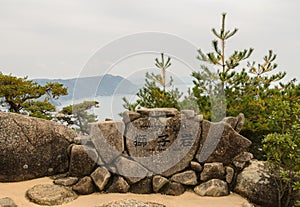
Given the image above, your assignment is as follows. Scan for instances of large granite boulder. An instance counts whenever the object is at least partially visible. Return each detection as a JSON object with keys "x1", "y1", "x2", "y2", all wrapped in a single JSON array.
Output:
[
  {"x1": 89, "y1": 121, "x2": 125, "y2": 164},
  {"x1": 26, "y1": 184, "x2": 78, "y2": 205},
  {"x1": 196, "y1": 120, "x2": 251, "y2": 164},
  {"x1": 234, "y1": 160, "x2": 277, "y2": 207},
  {"x1": 0, "y1": 112, "x2": 76, "y2": 182},
  {"x1": 125, "y1": 108, "x2": 201, "y2": 177}
]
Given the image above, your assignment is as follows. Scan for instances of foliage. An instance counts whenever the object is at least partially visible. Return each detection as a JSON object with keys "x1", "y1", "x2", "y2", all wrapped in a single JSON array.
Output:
[
  {"x1": 263, "y1": 132, "x2": 299, "y2": 206},
  {"x1": 262, "y1": 91, "x2": 300, "y2": 207},
  {"x1": 57, "y1": 101, "x2": 99, "y2": 134},
  {"x1": 22, "y1": 101, "x2": 56, "y2": 120},
  {"x1": 190, "y1": 13, "x2": 299, "y2": 159},
  {"x1": 0, "y1": 72, "x2": 67, "y2": 119},
  {"x1": 122, "y1": 53, "x2": 182, "y2": 111}
]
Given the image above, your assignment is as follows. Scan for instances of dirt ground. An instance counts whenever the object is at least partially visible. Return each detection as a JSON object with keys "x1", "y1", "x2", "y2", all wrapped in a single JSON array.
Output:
[{"x1": 0, "y1": 177, "x2": 249, "y2": 207}]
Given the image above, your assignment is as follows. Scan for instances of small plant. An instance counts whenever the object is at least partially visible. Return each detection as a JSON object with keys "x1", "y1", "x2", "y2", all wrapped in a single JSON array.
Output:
[{"x1": 122, "y1": 53, "x2": 182, "y2": 111}]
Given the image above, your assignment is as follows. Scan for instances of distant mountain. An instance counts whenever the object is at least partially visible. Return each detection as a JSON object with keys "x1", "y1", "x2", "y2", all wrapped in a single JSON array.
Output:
[{"x1": 33, "y1": 74, "x2": 138, "y2": 101}]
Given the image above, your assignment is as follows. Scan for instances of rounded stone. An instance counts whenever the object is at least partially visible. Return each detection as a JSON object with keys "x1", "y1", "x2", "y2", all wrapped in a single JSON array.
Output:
[{"x1": 26, "y1": 184, "x2": 78, "y2": 205}]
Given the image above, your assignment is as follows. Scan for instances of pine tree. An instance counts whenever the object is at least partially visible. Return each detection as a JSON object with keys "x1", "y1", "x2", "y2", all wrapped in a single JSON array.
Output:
[{"x1": 122, "y1": 53, "x2": 182, "y2": 111}]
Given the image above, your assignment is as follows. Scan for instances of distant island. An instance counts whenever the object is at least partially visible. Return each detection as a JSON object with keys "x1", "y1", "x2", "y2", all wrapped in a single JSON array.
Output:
[{"x1": 33, "y1": 74, "x2": 139, "y2": 101}]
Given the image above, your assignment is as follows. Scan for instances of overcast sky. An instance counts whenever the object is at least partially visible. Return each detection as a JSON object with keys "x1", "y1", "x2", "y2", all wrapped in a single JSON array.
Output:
[{"x1": 0, "y1": 0, "x2": 299, "y2": 82}]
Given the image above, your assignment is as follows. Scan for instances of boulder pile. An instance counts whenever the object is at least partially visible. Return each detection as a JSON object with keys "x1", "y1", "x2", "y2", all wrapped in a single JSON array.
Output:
[{"x1": 60, "y1": 108, "x2": 253, "y2": 197}]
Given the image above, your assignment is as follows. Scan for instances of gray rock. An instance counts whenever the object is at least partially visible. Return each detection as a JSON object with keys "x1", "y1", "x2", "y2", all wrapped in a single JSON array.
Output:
[
  {"x1": 181, "y1": 110, "x2": 195, "y2": 118},
  {"x1": 106, "y1": 176, "x2": 130, "y2": 193},
  {"x1": 234, "y1": 160, "x2": 277, "y2": 207},
  {"x1": 113, "y1": 156, "x2": 151, "y2": 184},
  {"x1": 68, "y1": 145, "x2": 98, "y2": 177},
  {"x1": 190, "y1": 161, "x2": 203, "y2": 172},
  {"x1": 152, "y1": 175, "x2": 169, "y2": 193},
  {"x1": 196, "y1": 120, "x2": 251, "y2": 164},
  {"x1": 200, "y1": 162, "x2": 225, "y2": 181},
  {"x1": 236, "y1": 113, "x2": 245, "y2": 133},
  {"x1": 0, "y1": 112, "x2": 76, "y2": 182},
  {"x1": 222, "y1": 113, "x2": 245, "y2": 133},
  {"x1": 194, "y1": 179, "x2": 229, "y2": 197},
  {"x1": 91, "y1": 167, "x2": 111, "y2": 191},
  {"x1": 0, "y1": 197, "x2": 17, "y2": 207},
  {"x1": 130, "y1": 178, "x2": 152, "y2": 194},
  {"x1": 73, "y1": 136, "x2": 94, "y2": 146},
  {"x1": 125, "y1": 113, "x2": 201, "y2": 177},
  {"x1": 53, "y1": 177, "x2": 79, "y2": 186},
  {"x1": 136, "y1": 108, "x2": 179, "y2": 117},
  {"x1": 89, "y1": 121, "x2": 125, "y2": 164},
  {"x1": 72, "y1": 176, "x2": 94, "y2": 195},
  {"x1": 122, "y1": 111, "x2": 141, "y2": 124},
  {"x1": 194, "y1": 114, "x2": 203, "y2": 122},
  {"x1": 26, "y1": 184, "x2": 78, "y2": 205},
  {"x1": 225, "y1": 166, "x2": 234, "y2": 184},
  {"x1": 233, "y1": 152, "x2": 254, "y2": 169},
  {"x1": 160, "y1": 182, "x2": 185, "y2": 196},
  {"x1": 98, "y1": 199, "x2": 166, "y2": 207},
  {"x1": 170, "y1": 170, "x2": 198, "y2": 185}
]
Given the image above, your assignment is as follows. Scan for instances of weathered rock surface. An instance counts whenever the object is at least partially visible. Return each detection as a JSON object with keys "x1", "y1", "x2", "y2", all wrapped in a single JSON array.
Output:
[
  {"x1": 181, "y1": 110, "x2": 195, "y2": 118},
  {"x1": 136, "y1": 108, "x2": 179, "y2": 117},
  {"x1": 197, "y1": 120, "x2": 251, "y2": 164},
  {"x1": 72, "y1": 176, "x2": 94, "y2": 195},
  {"x1": 225, "y1": 166, "x2": 234, "y2": 184},
  {"x1": 98, "y1": 199, "x2": 166, "y2": 207},
  {"x1": 122, "y1": 111, "x2": 141, "y2": 124},
  {"x1": 91, "y1": 167, "x2": 111, "y2": 191},
  {"x1": 26, "y1": 184, "x2": 78, "y2": 205},
  {"x1": 152, "y1": 175, "x2": 169, "y2": 193},
  {"x1": 90, "y1": 121, "x2": 125, "y2": 164},
  {"x1": 0, "y1": 112, "x2": 76, "y2": 182},
  {"x1": 0, "y1": 197, "x2": 17, "y2": 207},
  {"x1": 68, "y1": 145, "x2": 98, "y2": 177},
  {"x1": 53, "y1": 177, "x2": 78, "y2": 186},
  {"x1": 130, "y1": 178, "x2": 153, "y2": 194},
  {"x1": 190, "y1": 161, "x2": 203, "y2": 172},
  {"x1": 113, "y1": 156, "x2": 151, "y2": 184},
  {"x1": 106, "y1": 176, "x2": 130, "y2": 193},
  {"x1": 160, "y1": 182, "x2": 185, "y2": 196},
  {"x1": 233, "y1": 152, "x2": 254, "y2": 169},
  {"x1": 234, "y1": 160, "x2": 277, "y2": 207},
  {"x1": 170, "y1": 170, "x2": 198, "y2": 185},
  {"x1": 125, "y1": 111, "x2": 201, "y2": 177},
  {"x1": 222, "y1": 113, "x2": 245, "y2": 133},
  {"x1": 200, "y1": 162, "x2": 225, "y2": 181},
  {"x1": 194, "y1": 179, "x2": 229, "y2": 197}
]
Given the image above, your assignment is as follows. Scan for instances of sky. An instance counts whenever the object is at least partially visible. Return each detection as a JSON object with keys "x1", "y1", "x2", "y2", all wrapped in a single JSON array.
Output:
[{"x1": 0, "y1": 0, "x2": 299, "y2": 82}]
